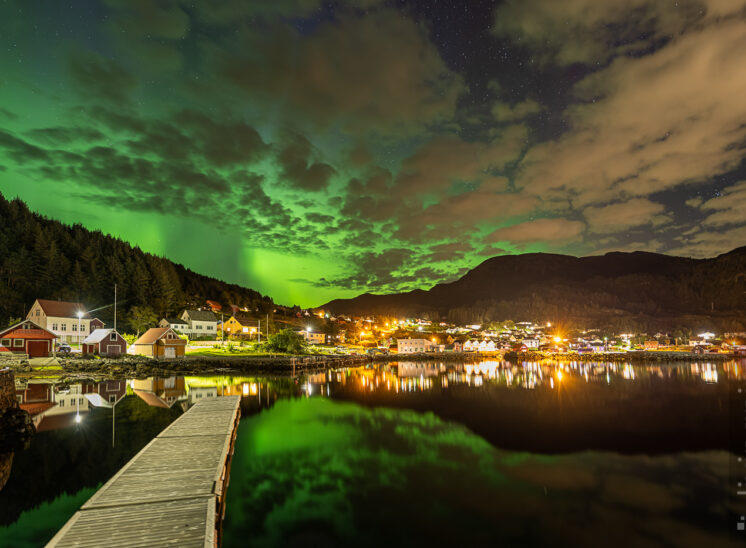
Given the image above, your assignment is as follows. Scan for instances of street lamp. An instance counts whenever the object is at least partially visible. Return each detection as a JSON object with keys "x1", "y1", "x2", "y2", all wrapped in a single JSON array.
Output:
[{"x1": 77, "y1": 310, "x2": 83, "y2": 349}]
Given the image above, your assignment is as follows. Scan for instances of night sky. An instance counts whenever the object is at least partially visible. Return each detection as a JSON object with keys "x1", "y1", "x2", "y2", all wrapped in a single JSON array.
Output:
[{"x1": 1, "y1": 0, "x2": 745, "y2": 307}]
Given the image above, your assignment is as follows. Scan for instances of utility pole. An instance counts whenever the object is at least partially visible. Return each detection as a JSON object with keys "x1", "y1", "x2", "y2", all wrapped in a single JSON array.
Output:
[
  {"x1": 258, "y1": 320, "x2": 261, "y2": 344},
  {"x1": 266, "y1": 313, "x2": 269, "y2": 339},
  {"x1": 221, "y1": 312, "x2": 224, "y2": 347},
  {"x1": 114, "y1": 283, "x2": 117, "y2": 332}
]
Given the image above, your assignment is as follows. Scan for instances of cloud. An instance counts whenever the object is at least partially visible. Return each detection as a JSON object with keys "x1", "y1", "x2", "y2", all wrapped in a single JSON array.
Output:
[
  {"x1": 68, "y1": 51, "x2": 137, "y2": 104},
  {"x1": 486, "y1": 218, "x2": 585, "y2": 244},
  {"x1": 220, "y1": 9, "x2": 466, "y2": 134},
  {"x1": 699, "y1": 180, "x2": 746, "y2": 226},
  {"x1": 492, "y1": 99, "x2": 542, "y2": 122},
  {"x1": 277, "y1": 133, "x2": 336, "y2": 191},
  {"x1": 515, "y1": 10, "x2": 746, "y2": 209},
  {"x1": 492, "y1": 0, "x2": 743, "y2": 66},
  {"x1": 583, "y1": 198, "x2": 671, "y2": 233}
]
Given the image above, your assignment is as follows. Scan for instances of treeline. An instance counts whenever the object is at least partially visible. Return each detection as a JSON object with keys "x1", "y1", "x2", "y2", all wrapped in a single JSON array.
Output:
[{"x1": 0, "y1": 192, "x2": 275, "y2": 328}]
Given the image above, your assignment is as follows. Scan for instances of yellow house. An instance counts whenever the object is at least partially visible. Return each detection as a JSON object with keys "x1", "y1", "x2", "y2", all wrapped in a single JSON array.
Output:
[{"x1": 223, "y1": 315, "x2": 258, "y2": 337}]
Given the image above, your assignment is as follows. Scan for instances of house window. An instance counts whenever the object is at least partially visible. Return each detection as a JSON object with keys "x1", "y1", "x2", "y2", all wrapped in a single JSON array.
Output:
[
  {"x1": 61, "y1": 323, "x2": 67, "y2": 331},
  {"x1": 79, "y1": 398, "x2": 84, "y2": 405},
  {"x1": 110, "y1": 333, "x2": 117, "y2": 341},
  {"x1": 14, "y1": 339, "x2": 23, "y2": 347},
  {"x1": 52, "y1": 323, "x2": 58, "y2": 331},
  {"x1": 196, "y1": 325, "x2": 202, "y2": 330},
  {"x1": 207, "y1": 325, "x2": 213, "y2": 330},
  {"x1": 109, "y1": 395, "x2": 116, "y2": 403},
  {"x1": 35, "y1": 309, "x2": 39, "y2": 316},
  {"x1": 1, "y1": 339, "x2": 10, "y2": 347},
  {"x1": 59, "y1": 399, "x2": 65, "y2": 407},
  {"x1": 72, "y1": 324, "x2": 78, "y2": 332}
]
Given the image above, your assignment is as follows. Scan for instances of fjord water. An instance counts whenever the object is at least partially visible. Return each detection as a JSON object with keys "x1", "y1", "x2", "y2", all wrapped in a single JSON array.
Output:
[{"x1": 0, "y1": 360, "x2": 743, "y2": 547}]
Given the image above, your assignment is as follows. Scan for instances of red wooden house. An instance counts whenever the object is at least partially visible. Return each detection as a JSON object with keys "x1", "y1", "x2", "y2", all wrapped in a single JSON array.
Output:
[
  {"x1": 0, "y1": 320, "x2": 57, "y2": 357},
  {"x1": 81, "y1": 329, "x2": 127, "y2": 357}
]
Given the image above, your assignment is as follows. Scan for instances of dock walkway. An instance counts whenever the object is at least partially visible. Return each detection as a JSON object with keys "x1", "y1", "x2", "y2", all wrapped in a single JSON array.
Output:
[{"x1": 47, "y1": 395, "x2": 241, "y2": 548}]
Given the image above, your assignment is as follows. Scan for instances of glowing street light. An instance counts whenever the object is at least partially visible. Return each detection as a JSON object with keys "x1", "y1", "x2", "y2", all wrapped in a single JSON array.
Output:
[{"x1": 77, "y1": 310, "x2": 83, "y2": 348}]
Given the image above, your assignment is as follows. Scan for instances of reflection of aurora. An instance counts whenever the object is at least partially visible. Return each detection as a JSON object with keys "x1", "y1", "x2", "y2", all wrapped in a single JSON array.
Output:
[{"x1": 223, "y1": 398, "x2": 743, "y2": 548}]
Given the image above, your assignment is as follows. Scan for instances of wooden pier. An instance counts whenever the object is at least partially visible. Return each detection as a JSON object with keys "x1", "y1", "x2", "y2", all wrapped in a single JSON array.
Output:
[{"x1": 47, "y1": 395, "x2": 241, "y2": 548}]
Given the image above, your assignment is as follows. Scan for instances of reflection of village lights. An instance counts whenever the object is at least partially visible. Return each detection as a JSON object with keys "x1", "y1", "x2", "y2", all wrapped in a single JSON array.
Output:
[
  {"x1": 557, "y1": 370, "x2": 563, "y2": 382},
  {"x1": 553, "y1": 336, "x2": 561, "y2": 343},
  {"x1": 242, "y1": 383, "x2": 249, "y2": 396},
  {"x1": 75, "y1": 413, "x2": 81, "y2": 423},
  {"x1": 546, "y1": 322, "x2": 551, "y2": 327}
]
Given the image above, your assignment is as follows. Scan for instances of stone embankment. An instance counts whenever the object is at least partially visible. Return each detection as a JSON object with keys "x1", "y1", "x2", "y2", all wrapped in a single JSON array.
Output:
[{"x1": 0, "y1": 368, "x2": 35, "y2": 452}]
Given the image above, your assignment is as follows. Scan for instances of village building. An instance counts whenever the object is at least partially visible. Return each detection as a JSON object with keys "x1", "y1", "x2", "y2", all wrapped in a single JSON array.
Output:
[
  {"x1": 81, "y1": 329, "x2": 128, "y2": 357},
  {"x1": 299, "y1": 331, "x2": 327, "y2": 345},
  {"x1": 132, "y1": 328, "x2": 187, "y2": 359},
  {"x1": 89, "y1": 318, "x2": 105, "y2": 331},
  {"x1": 397, "y1": 338, "x2": 435, "y2": 353},
  {"x1": 0, "y1": 319, "x2": 57, "y2": 357},
  {"x1": 179, "y1": 309, "x2": 218, "y2": 338},
  {"x1": 158, "y1": 317, "x2": 189, "y2": 333},
  {"x1": 223, "y1": 314, "x2": 258, "y2": 337},
  {"x1": 26, "y1": 299, "x2": 94, "y2": 343}
]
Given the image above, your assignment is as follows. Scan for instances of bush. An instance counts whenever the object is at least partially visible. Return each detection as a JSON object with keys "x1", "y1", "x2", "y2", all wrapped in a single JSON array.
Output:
[{"x1": 261, "y1": 328, "x2": 307, "y2": 354}]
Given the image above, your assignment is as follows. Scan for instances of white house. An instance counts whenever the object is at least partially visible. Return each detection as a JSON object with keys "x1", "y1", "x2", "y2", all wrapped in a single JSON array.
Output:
[
  {"x1": 523, "y1": 338, "x2": 540, "y2": 349},
  {"x1": 159, "y1": 317, "x2": 190, "y2": 333},
  {"x1": 397, "y1": 338, "x2": 434, "y2": 354},
  {"x1": 26, "y1": 299, "x2": 92, "y2": 343},
  {"x1": 179, "y1": 310, "x2": 218, "y2": 338},
  {"x1": 464, "y1": 340, "x2": 497, "y2": 352}
]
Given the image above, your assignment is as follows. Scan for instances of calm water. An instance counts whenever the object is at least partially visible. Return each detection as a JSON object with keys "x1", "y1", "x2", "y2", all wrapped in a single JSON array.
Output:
[{"x1": 0, "y1": 359, "x2": 744, "y2": 547}]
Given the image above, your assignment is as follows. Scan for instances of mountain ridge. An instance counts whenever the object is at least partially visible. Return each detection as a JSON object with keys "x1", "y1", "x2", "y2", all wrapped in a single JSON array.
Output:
[{"x1": 320, "y1": 247, "x2": 746, "y2": 330}]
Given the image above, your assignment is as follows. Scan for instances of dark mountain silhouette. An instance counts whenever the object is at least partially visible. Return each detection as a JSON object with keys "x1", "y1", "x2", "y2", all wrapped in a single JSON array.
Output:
[{"x1": 321, "y1": 248, "x2": 746, "y2": 331}]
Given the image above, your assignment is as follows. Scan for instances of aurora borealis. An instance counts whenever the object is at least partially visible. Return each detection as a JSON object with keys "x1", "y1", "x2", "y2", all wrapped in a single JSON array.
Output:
[{"x1": 1, "y1": 1, "x2": 746, "y2": 307}]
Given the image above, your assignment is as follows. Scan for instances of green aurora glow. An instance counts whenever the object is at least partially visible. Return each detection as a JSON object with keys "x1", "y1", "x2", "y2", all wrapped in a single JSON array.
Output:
[{"x1": 2, "y1": 1, "x2": 745, "y2": 306}]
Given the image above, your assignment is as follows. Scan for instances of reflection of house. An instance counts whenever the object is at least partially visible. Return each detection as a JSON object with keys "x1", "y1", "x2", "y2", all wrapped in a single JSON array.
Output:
[
  {"x1": 398, "y1": 362, "x2": 441, "y2": 377},
  {"x1": 83, "y1": 379, "x2": 127, "y2": 406},
  {"x1": 132, "y1": 328, "x2": 186, "y2": 358},
  {"x1": 0, "y1": 320, "x2": 57, "y2": 357},
  {"x1": 397, "y1": 339, "x2": 434, "y2": 353},
  {"x1": 82, "y1": 329, "x2": 128, "y2": 356},
  {"x1": 26, "y1": 299, "x2": 92, "y2": 343},
  {"x1": 133, "y1": 377, "x2": 187, "y2": 407},
  {"x1": 187, "y1": 385, "x2": 218, "y2": 404}
]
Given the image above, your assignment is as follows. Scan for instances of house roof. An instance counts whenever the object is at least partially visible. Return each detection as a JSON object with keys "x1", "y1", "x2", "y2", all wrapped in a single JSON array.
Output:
[
  {"x1": 82, "y1": 329, "x2": 119, "y2": 344},
  {"x1": 0, "y1": 345, "x2": 9, "y2": 352},
  {"x1": 133, "y1": 327, "x2": 172, "y2": 345},
  {"x1": 163, "y1": 317, "x2": 188, "y2": 325},
  {"x1": 133, "y1": 390, "x2": 170, "y2": 408},
  {"x1": 35, "y1": 299, "x2": 90, "y2": 319},
  {"x1": 183, "y1": 309, "x2": 217, "y2": 322},
  {"x1": 0, "y1": 319, "x2": 57, "y2": 339},
  {"x1": 229, "y1": 313, "x2": 254, "y2": 325}
]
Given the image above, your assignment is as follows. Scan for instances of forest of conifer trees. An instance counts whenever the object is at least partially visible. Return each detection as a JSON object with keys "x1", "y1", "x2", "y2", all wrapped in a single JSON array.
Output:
[{"x1": 0, "y1": 192, "x2": 275, "y2": 330}]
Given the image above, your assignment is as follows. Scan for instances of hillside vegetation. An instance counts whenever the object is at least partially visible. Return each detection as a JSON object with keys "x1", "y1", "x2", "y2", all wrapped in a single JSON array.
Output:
[{"x1": 0, "y1": 192, "x2": 274, "y2": 328}]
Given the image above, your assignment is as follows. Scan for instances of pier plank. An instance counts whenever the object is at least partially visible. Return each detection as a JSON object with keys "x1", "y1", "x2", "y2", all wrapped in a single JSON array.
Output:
[{"x1": 47, "y1": 396, "x2": 240, "y2": 548}]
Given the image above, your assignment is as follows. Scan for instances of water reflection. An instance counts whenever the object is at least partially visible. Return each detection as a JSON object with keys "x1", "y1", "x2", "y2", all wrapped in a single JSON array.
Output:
[
  {"x1": 0, "y1": 359, "x2": 743, "y2": 547},
  {"x1": 223, "y1": 398, "x2": 744, "y2": 548}
]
